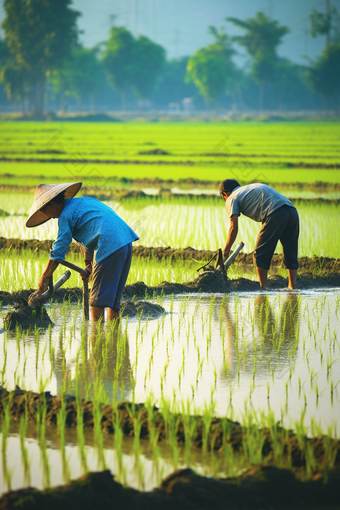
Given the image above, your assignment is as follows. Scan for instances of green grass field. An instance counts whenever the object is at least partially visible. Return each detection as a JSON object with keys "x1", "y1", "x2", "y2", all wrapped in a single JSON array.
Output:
[{"x1": 0, "y1": 121, "x2": 339, "y2": 186}]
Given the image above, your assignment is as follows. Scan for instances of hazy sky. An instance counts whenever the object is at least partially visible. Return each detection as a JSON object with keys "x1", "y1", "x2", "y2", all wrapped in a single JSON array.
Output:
[{"x1": 1, "y1": 0, "x2": 339, "y2": 64}]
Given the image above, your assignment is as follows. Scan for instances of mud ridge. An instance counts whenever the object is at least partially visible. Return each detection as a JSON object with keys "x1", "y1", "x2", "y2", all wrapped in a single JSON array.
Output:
[
  {"x1": 1, "y1": 176, "x2": 340, "y2": 191},
  {"x1": 1, "y1": 272, "x2": 340, "y2": 312},
  {"x1": 124, "y1": 270, "x2": 340, "y2": 295},
  {"x1": 82, "y1": 189, "x2": 340, "y2": 205},
  {"x1": 2, "y1": 466, "x2": 340, "y2": 510},
  {"x1": 1, "y1": 156, "x2": 340, "y2": 169},
  {"x1": 0, "y1": 157, "x2": 196, "y2": 166},
  {"x1": 0, "y1": 386, "x2": 339, "y2": 475},
  {"x1": 1, "y1": 237, "x2": 340, "y2": 273}
]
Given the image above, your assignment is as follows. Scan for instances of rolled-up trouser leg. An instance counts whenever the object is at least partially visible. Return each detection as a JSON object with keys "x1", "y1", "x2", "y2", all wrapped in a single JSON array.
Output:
[
  {"x1": 280, "y1": 208, "x2": 299, "y2": 270},
  {"x1": 253, "y1": 205, "x2": 298, "y2": 270},
  {"x1": 90, "y1": 243, "x2": 133, "y2": 311}
]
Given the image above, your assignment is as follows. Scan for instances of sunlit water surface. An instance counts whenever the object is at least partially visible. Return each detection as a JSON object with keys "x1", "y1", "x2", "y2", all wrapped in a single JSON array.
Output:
[{"x1": 0, "y1": 289, "x2": 339, "y2": 494}]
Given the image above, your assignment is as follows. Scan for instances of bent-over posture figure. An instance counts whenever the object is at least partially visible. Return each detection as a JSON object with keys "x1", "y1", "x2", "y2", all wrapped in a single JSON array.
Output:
[
  {"x1": 26, "y1": 182, "x2": 139, "y2": 321},
  {"x1": 219, "y1": 179, "x2": 299, "y2": 290}
]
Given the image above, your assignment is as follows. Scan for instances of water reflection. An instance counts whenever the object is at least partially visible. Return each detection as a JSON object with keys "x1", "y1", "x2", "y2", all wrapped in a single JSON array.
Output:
[
  {"x1": 54, "y1": 323, "x2": 133, "y2": 401},
  {"x1": 219, "y1": 293, "x2": 301, "y2": 381}
]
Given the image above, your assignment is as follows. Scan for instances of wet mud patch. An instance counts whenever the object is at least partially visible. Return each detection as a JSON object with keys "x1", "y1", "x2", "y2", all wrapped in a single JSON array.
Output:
[
  {"x1": 0, "y1": 288, "x2": 82, "y2": 307},
  {"x1": 1, "y1": 271, "x2": 340, "y2": 321},
  {"x1": 2, "y1": 466, "x2": 340, "y2": 510},
  {"x1": 124, "y1": 270, "x2": 340, "y2": 298},
  {"x1": 121, "y1": 300, "x2": 165, "y2": 319},
  {"x1": 0, "y1": 387, "x2": 339, "y2": 475},
  {"x1": 4, "y1": 304, "x2": 52, "y2": 331}
]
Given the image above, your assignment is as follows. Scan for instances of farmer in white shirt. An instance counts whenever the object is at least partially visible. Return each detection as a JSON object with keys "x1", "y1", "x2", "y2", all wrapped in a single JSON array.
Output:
[{"x1": 219, "y1": 179, "x2": 299, "y2": 290}]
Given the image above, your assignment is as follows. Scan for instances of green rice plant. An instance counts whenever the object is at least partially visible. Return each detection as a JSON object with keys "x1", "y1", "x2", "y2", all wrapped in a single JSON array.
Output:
[
  {"x1": 19, "y1": 414, "x2": 31, "y2": 486},
  {"x1": 202, "y1": 401, "x2": 215, "y2": 459},
  {"x1": 242, "y1": 410, "x2": 265, "y2": 465},
  {"x1": 1, "y1": 402, "x2": 13, "y2": 491},
  {"x1": 181, "y1": 399, "x2": 196, "y2": 467},
  {"x1": 38, "y1": 401, "x2": 51, "y2": 488}
]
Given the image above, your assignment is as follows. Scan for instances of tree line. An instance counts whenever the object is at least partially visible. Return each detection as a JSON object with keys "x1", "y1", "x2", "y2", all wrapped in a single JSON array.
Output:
[{"x1": 0, "y1": 0, "x2": 339, "y2": 115}]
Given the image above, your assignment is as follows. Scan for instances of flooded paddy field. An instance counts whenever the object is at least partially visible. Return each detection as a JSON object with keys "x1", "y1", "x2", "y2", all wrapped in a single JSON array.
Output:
[
  {"x1": 0, "y1": 121, "x2": 339, "y2": 506},
  {"x1": 0, "y1": 287, "x2": 339, "y2": 495}
]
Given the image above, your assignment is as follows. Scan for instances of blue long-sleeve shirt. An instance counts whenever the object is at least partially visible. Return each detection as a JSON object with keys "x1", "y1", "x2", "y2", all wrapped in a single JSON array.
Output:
[{"x1": 49, "y1": 197, "x2": 139, "y2": 264}]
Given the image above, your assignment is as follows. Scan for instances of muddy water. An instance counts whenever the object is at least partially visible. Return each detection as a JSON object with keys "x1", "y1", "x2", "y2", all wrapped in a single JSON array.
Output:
[{"x1": 0, "y1": 289, "x2": 339, "y2": 492}]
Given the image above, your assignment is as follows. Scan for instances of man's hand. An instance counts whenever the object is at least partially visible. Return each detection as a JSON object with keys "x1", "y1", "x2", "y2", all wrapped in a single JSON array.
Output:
[
  {"x1": 38, "y1": 274, "x2": 50, "y2": 293},
  {"x1": 28, "y1": 289, "x2": 42, "y2": 306},
  {"x1": 28, "y1": 259, "x2": 59, "y2": 306},
  {"x1": 222, "y1": 249, "x2": 230, "y2": 262}
]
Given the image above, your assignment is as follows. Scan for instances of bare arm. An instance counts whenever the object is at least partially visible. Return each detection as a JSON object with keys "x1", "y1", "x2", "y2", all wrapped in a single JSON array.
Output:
[
  {"x1": 222, "y1": 214, "x2": 239, "y2": 260},
  {"x1": 38, "y1": 259, "x2": 59, "y2": 292},
  {"x1": 28, "y1": 259, "x2": 59, "y2": 304}
]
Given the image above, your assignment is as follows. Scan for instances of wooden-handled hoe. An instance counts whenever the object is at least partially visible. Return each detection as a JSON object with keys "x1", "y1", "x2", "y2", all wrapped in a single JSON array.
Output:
[
  {"x1": 56, "y1": 260, "x2": 91, "y2": 320},
  {"x1": 197, "y1": 242, "x2": 245, "y2": 274}
]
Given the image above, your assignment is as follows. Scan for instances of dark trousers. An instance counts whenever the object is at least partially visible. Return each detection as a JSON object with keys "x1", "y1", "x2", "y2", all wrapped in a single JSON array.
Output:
[{"x1": 253, "y1": 205, "x2": 299, "y2": 270}]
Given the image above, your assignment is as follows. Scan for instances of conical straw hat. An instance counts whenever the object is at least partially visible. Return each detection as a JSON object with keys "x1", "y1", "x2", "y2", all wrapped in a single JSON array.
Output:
[{"x1": 26, "y1": 182, "x2": 82, "y2": 228}]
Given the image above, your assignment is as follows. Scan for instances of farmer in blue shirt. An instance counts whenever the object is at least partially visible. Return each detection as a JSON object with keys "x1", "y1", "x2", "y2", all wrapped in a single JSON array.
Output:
[
  {"x1": 26, "y1": 182, "x2": 139, "y2": 321},
  {"x1": 219, "y1": 179, "x2": 299, "y2": 290}
]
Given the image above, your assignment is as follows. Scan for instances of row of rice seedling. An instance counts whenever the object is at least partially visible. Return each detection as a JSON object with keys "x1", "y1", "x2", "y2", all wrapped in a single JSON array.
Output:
[
  {"x1": 1, "y1": 162, "x2": 339, "y2": 186},
  {"x1": 0, "y1": 250, "x2": 259, "y2": 293},
  {"x1": 1, "y1": 194, "x2": 339, "y2": 258},
  {"x1": 0, "y1": 289, "x2": 339, "y2": 492},
  {"x1": 1, "y1": 122, "x2": 339, "y2": 160},
  {"x1": 0, "y1": 292, "x2": 338, "y2": 430}
]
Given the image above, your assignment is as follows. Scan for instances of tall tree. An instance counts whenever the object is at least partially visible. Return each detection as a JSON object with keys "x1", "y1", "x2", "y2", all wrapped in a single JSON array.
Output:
[
  {"x1": 310, "y1": 3, "x2": 338, "y2": 46},
  {"x1": 186, "y1": 28, "x2": 237, "y2": 105},
  {"x1": 186, "y1": 49, "x2": 228, "y2": 104},
  {"x1": 2, "y1": 0, "x2": 80, "y2": 115},
  {"x1": 227, "y1": 12, "x2": 289, "y2": 109},
  {"x1": 0, "y1": 37, "x2": 28, "y2": 111},
  {"x1": 102, "y1": 27, "x2": 135, "y2": 110},
  {"x1": 131, "y1": 36, "x2": 165, "y2": 100},
  {"x1": 51, "y1": 47, "x2": 105, "y2": 111},
  {"x1": 308, "y1": 43, "x2": 340, "y2": 108}
]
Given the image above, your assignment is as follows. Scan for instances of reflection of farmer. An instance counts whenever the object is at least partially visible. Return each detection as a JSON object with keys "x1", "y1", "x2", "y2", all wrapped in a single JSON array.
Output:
[
  {"x1": 219, "y1": 180, "x2": 299, "y2": 290},
  {"x1": 254, "y1": 294, "x2": 300, "y2": 354},
  {"x1": 26, "y1": 182, "x2": 139, "y2": 322}
]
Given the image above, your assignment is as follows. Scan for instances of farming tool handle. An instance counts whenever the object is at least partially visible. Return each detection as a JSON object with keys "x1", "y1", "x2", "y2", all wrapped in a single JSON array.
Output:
[
  {"x1": 56, "y1": 260, "x2": 90, "y2": 320},
  {"x1": 56, "y1": 260, "x2": 90, "y2": 278},
  {"x1": 224, "y1": 242, "x2": 245, "y2": 270},
  {"x1": 39, "y1": 271, "x2": 71, "y2": 305}
]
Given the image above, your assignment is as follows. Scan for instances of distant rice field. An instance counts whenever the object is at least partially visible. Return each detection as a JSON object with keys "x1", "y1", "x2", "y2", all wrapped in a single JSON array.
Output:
[{"x1": 0, "y1": 121, "x2": 339, "y2": 185}]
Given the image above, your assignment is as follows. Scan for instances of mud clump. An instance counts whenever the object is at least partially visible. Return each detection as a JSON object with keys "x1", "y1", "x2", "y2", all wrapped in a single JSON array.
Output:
[
  {"x1": 186, "y1": 269, "x2": 231, "y2": 293},
  {"x1": 0, "y1": 287, "x2": 82, "y2": 307},
  {"x1": 4, "y1": 304, "x2": 53, "y2": 331},
  {"x1": 1, "y1": 288, "x2": 83, "y2": 331},
  {"x1": 121, "y1": 300, "x2": 165, "y2": 319},
  {"x1": 138, "y1": 148, "x2": 170, "y2": 155}
]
